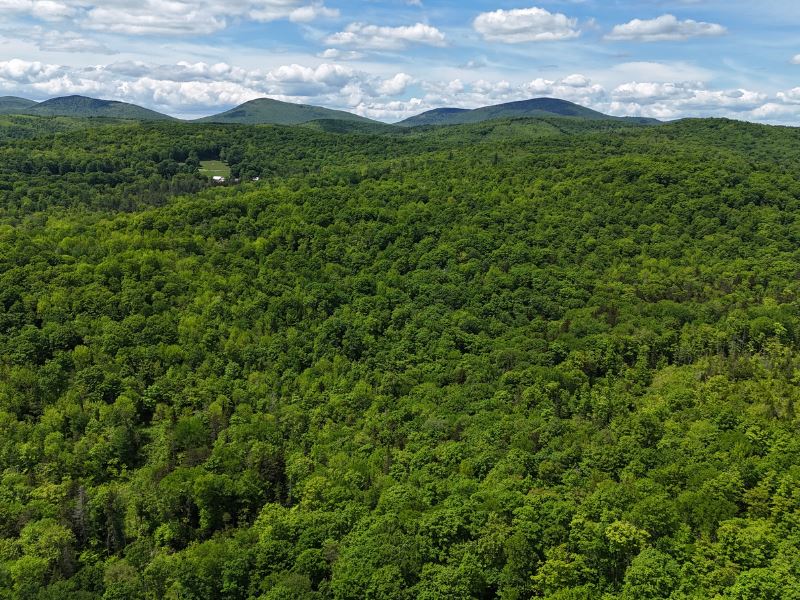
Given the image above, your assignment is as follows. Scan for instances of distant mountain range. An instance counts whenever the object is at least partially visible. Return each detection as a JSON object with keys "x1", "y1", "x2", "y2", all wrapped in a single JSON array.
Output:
[
  {"x1": 195, "y1": 98, "x2": 376, "y2": 125},
  {"x1": 0, "y1": 95, "x2": 174, "y2": 120},
  {"x1": 0, "y1": 94, "x2": 658, "y2": 127},
  {"x1": 29, "y1": 96, "x2": 175, "y2": 120},
  {"x1": 397, "y1": 98, "x2": 658, "y2": 127},
  {"x1": 0, "y1": 96, "x2": 38, "y2": 114}
]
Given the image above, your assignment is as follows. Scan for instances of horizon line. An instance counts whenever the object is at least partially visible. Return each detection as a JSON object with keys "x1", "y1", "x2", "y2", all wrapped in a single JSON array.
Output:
[{"x1": 1, "y1": 93, "x2": 643, "y2": 125}]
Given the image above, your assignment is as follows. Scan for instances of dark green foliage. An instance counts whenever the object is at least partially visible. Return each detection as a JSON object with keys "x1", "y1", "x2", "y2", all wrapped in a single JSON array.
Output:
[
  {"x1": 0, "y1": 97, "x2": 37, "y2": 115},
  {"x1": 398, "y1": 97, "x2": 659, "y2": 127},
  {"x1": 23, "y1": 95, "x2": 174, "y2": 121},
  {"x1": 1, "y1": 114, "x2": 800, "y2": 599},
  {"x1": 196, "y1": 98, "x2": 377, "y2": 125}
]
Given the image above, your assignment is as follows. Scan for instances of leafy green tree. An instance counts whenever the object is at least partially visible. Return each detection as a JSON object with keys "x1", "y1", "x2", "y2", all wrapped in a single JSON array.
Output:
[{"x1": 622, "y1": 548, "x2": 680, "y2": 599}]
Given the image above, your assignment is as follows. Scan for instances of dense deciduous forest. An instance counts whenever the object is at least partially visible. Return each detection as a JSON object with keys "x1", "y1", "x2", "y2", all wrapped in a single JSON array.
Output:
[{"x1": 1, "y1": 114, "x2": 800, "y2": 599}]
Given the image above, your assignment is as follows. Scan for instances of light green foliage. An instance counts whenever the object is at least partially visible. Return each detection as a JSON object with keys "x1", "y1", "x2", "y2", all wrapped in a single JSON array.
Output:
[
  {"x1": 622, "y1": 548, "x2": 679, "y2": 599},
  {"x1": 199, "y1": 160, "x2": 231, "y2": 179},
  {"x1": 0, "y1": 115, "x2": 799, "y2": 599}
]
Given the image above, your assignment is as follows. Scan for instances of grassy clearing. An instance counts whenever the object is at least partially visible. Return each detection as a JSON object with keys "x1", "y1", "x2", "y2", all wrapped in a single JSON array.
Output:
[{"x1": 199, "y1": 160, "x2": 231, "y2": 178}]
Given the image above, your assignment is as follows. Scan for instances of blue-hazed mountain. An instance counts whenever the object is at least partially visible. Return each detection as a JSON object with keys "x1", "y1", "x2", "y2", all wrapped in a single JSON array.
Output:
[
  {"x1": 399, "y1": 97, "x2": 658, "y2": 127},
  {"x1": 23, "y1": 95, "x2": 174, "y2": 120},
  {"x1": 0, "y1": 96, "x2": 38, "y2": 114},
  {"x1": 1, "y1": 94, "x2": 659, "y2": 128},
  {"x1": 195, "y1": 98, "x2": 377, "y2": 125}
]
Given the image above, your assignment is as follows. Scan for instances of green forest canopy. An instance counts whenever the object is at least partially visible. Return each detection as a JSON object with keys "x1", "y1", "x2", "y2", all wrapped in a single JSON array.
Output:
[{"x1": 1, "y1": 114, "x2": 800, "y2": 599}]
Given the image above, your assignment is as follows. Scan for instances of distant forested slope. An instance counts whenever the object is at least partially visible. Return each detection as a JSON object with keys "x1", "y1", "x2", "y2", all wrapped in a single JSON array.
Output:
[
  {"x1": 0, "y1": 96, "x2": 37, "y2": 114},
  {"x1": 196, "y1": 98, "x2": 378, "y2": 125},
  {"x1": 23, "y1": 95, "x2": 174, "y2": 120},
  {"x1": 1, "y1": 115, "x2": 800, "y2": 599},
  {"x1": 398, "y1": 97, "x2": 659, "y2": 126}
]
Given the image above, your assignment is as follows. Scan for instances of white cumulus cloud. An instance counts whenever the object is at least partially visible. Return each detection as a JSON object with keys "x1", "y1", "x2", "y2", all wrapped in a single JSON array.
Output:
[
  {"x1": 265, "y1": 63, "x2": 355, "y2": 96},
  {"x1": 288, "y1": 3, "x2": 339, "y2": 23},
  {"x1": 473, "y1": 7, "x2": 580, "y2": 43},
  {"x1": 607, "y1": 14, "x2": 726, "y2": 42},
  {"x1": 377, "y1": 73, "x2": 413, "y2": 96},
  {"x1": 326, "y1": 22, "x2": 446, "y2": 50},
  {"x1": 608, "y1": 81, "x2": 766, "y2": 120},
  {"x1": 317, "y1": 48, "x2": 365, "y2": 61},
  {"x1": 0, "y1": 58, "x2": 61, "y2": 83},
  {"x1": 776, "y1": 88, "x2": 800, "y2": 104},
  {"x1": 121, "y1": 78, "x2": 263, "y2": 111}
]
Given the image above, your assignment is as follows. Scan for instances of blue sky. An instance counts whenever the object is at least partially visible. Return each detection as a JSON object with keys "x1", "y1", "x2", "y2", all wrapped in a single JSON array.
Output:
[{"x1": 1, "y1": 0, "x2": 799, "y2": 122}]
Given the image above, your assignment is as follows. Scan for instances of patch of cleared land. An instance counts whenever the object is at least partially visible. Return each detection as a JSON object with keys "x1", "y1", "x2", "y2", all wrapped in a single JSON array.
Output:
[{"x1": 199, "y1": 160, "x2": 231, "y2": 178}]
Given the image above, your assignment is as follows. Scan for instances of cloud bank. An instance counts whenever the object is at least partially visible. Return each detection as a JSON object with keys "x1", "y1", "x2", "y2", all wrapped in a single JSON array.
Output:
[
  {"x1": 0, "y1": 0, "x2": 339, "y2": 35},
  {"x1": 2, "y1": 57, "x2": 799, "y2": 125}
]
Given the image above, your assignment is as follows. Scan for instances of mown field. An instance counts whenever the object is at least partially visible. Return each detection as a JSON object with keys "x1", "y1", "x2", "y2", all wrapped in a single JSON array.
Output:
[{"x1": 199, "y1": 160, "x2": 231, "y2": 178}]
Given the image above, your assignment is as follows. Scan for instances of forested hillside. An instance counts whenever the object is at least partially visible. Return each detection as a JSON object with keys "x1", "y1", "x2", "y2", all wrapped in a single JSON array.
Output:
[
  {"x1": 22, "y1": 96, "x2": 174, "y2": 121},
  {"x1": 1, "y1": 114, "x2": 800, "y2": 599},
  {"x1": 396, "y1": 98, "x2": 651, "y2": 127},
  {"x1": 196, "y1": 98, "x2": 378, "y2": 126}
]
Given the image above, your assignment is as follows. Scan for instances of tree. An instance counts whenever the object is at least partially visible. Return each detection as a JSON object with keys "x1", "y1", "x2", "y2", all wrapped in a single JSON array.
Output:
[{"x1": 622, "y1": 548, "x2": 680, "y2": 599}]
